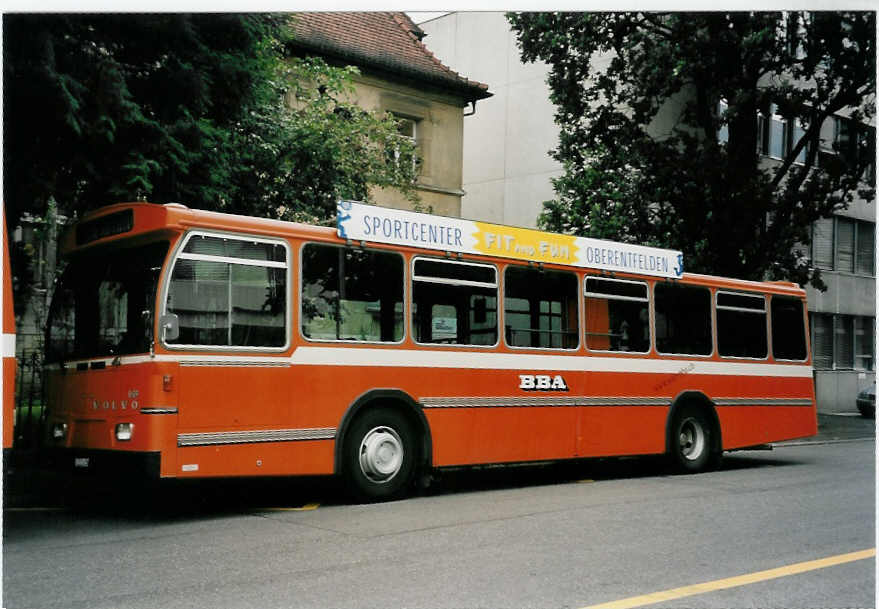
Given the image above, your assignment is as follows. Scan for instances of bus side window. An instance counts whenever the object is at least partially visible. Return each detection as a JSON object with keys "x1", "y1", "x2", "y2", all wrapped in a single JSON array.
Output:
[
  {"x1": 504, "y1": 266, "x2": 579, "y2": 350},
  {"x1": 412, "y1": 258, "x2": 498, "y2": 346},
  {"x1": 716, "y1": 291, "x2": 767, "y2": 359},
  {"x1": 301, "y1": 243, "x2": 404, "y2": 343},
  {"x1": 584, "y1": 277, "x2": 650, "y2": 353},
  {"x1": 654, "y1": 283, "x2": 712, "y2": 356},
  {"x1": 166, "y1": 235, "x2": 288, "y2": 348},
  {"x1": 771, "y1": 296, "x2": 808, "y2": 361}
]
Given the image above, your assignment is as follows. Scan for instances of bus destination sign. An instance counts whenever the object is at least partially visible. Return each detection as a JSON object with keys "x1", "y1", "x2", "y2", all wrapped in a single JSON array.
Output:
[{"x1": 337, "y1": 200, "x2": 684, "y2": 279}]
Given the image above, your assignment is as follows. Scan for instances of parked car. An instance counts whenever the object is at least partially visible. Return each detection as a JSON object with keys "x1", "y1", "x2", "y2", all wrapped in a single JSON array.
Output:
[{"x1": 856, "y1": 384, "x2": 875, "y2": 418}]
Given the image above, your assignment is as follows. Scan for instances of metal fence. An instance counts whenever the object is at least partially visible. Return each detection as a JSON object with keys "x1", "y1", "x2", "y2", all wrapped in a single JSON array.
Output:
[{"x1": 13, "y1": 349, "x2": 46, "y2": 450}]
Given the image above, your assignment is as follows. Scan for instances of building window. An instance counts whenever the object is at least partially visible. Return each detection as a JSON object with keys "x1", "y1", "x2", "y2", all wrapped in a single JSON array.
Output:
[
  {"x1": 833, "y1": 116, "x2": 876, "y2": 184},
  {"x1": 811, "y1": 217, "x2": 875, "y2": 276},
  {"x1": 759, "y1": 103, "x2": 808, "y2": 163},
  {"x1": 813, "y1": 314, "x2": 875, "y2": 371},
  {"x1": 834, "y1": 315, "x2": 854, "y2": 369},
  {"x1": 812, "y1": 313, "x2": 833, "y2": 369},
  {"x1": 767, "y1": 105, "x2": 787, "y2": 160},
  {"x1": 856, "y1": 221, "x2": 875, "y2": 275},
  {"x1": 855, "y1": 317, "x2": 875, "y2": 371},
  {"x1": 390, "y1": 114, "x2": 420, "y2": 175},
  {"x1": 837, "y1": 217, "x2": 856, "y2": 273},
  {"x1": 812, "y1": 217, "x2": 834, "y2": 270}
]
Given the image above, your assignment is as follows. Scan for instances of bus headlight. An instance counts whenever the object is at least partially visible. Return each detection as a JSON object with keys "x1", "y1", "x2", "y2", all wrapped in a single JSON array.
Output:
[
  {"x1": 115, "y1": 423, "x2": 134, "y2": 441},
  {"x1": 51, "y1": 422, "x2": 68, "y2": 440}
]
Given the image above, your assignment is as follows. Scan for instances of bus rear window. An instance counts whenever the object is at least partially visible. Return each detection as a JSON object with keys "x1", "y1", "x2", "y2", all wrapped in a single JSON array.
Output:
[{"x1": 771, "y1": 296, "x2": 807, "y2": 361}]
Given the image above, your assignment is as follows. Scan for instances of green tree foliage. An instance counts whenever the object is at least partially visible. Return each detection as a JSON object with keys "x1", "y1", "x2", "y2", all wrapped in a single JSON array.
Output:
[
  {"x1": 223, "y1": 55, "x2": 419, "y2": 225},
  {"x1": 508, "y1": 12, "x2": 875, "y2": 287},
  {"x1": 3, "y1": 14, "x2": 276, "y2": 226},
  {"x1": 3, "y1": 14, "x2": 418, "y2": 229}
]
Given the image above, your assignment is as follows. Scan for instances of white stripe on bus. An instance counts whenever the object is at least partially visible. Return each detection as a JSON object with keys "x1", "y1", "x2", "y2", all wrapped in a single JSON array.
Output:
[
  {"x1": 287, "y1": 346, "x2": 813, "y2": 378},
  {"x1": 45, "y1": 347, "x2": 814, "y2": 379},
  {"x1": 2, "y1": 333, "x2": 15, "y2": 358}
]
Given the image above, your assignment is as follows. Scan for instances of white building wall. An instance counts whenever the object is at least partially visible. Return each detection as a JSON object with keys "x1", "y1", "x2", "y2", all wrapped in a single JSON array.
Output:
[{"x1": 420, "y1": 12, "x2": 561, "y2": 228}]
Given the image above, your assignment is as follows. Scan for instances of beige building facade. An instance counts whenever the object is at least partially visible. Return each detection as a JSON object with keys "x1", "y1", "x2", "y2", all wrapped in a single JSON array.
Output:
[
  {"x1": 288, "y1": 12, "x2": 491, "y2": 218},
  {"x1": 348, "y1": 73, "x2": 467, "y2": 217}
]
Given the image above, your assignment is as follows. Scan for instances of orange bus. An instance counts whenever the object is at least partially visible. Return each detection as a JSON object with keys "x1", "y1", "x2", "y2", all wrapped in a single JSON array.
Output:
[
  {"x1": 2, "y1": 208, "x2": 16, "y2": 455},
  {"x1": 44, "y1": 201, "x2": 816, "y2": 500}
]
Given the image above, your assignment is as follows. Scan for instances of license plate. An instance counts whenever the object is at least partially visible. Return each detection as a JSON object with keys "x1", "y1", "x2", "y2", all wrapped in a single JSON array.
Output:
[{"x1": 74, "y1": 457, "x2": 90, "y2": 468}]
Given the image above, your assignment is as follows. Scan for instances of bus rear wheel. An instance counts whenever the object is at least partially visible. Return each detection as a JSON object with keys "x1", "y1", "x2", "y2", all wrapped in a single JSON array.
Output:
[
  {"x1": 343, "y1": 408, "x2": 415, "y2": 502},
  {"x1": 669, "y1": 406, "x2": 716, "y2": 473}
]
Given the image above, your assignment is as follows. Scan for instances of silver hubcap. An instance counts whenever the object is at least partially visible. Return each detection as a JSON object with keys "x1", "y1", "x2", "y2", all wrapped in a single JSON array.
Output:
[
  {"x1": 359, "y1": 426, "x2": 404, "y2": 484},
  {"x1": 679, "y1": 417, "x2": 706, "y2": 461}
]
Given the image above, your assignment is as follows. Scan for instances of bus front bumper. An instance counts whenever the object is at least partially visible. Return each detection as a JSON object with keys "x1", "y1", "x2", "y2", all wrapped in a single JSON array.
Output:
[{"x1": 47, "y1": 448, "x2": 162, "y2": 480}]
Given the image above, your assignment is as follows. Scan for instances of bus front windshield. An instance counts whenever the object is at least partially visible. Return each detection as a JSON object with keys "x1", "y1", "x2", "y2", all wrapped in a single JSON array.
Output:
[{"x1": 46, "y1": 241, "x2": 169, "y2": 363}]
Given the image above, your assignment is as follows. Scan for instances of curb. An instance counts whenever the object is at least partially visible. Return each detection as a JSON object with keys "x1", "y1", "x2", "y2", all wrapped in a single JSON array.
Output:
[{"x1": 774, "y1": 436, "x2": 875, "y2": 448}]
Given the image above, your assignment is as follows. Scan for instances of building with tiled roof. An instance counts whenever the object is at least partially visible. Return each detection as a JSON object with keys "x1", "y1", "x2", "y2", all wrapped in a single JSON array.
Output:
[{"x1": 287, "y1": 12, "x2": 493, "y2": 216}]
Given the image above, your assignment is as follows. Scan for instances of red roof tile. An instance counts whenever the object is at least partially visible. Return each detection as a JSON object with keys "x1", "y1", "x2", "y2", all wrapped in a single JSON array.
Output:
[{"x1": 288, "y1": 12, "x2": 491, "y2": 102}]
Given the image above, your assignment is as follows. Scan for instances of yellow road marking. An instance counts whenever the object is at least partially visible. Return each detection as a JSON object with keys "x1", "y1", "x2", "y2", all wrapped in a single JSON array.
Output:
[
  {"x1": 256, "y1": 503, "x2": 320, "y2": 512},
  {"x1": 582, "y1": 548, "x2": 876, "y2": 609}
]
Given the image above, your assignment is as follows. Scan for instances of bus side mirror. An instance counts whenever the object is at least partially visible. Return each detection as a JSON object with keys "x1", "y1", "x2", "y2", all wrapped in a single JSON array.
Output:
[{"x1": 160, "y1": 313, "x2": 179, "y2": 342}]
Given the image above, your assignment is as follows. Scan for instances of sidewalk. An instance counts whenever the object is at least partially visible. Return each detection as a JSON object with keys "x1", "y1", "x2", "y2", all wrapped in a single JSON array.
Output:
[{"x1": 803, "y1": 411, "x2": 876, "y2": 445}]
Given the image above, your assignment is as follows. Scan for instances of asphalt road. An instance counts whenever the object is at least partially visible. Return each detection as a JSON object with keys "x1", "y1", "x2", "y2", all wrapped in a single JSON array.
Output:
[{"x1": 2, "y1": 419, "x2": 875, "y2": 609}]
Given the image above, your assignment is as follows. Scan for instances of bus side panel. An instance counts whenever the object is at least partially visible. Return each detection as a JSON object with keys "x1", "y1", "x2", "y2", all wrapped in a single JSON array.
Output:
[
  {"x1": 717, "y1": 406, "x2": 817, "y2": 449},
  {"x1": 710, "y1": 374, "x2": 817, "y2": 449},
  {"x1": 174, "y1": 363, "x2": 340, "y2": 477},
  {"x1": 290, "y1": 362, "x2": 583, "y2": 470},
  {"x1": 577, "y1": 406, "x2": 668, "y2": 458},
  {"x1": 177, "y1": 365, "x2": 306, "y2": 430},
  {"x1": 426, "y1": 407, "x2": 578, "y2": 467},
  {"x1": 177, "y1": 441, "x2": 334, "y2": 478}
]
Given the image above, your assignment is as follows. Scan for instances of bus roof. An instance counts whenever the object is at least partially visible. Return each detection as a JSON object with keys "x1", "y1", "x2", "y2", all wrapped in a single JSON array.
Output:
[{"x1": 63, "y1": 201, "x2": 806, "y2": 298}]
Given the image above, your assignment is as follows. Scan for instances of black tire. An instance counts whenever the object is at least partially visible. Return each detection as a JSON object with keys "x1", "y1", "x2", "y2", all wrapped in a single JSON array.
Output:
[
  {"x1": 342, "y1": 408, "x2": 416, "y2": 502},
  {"x1": 669, "y1": 406, "x2": 717, "y2": 473}
]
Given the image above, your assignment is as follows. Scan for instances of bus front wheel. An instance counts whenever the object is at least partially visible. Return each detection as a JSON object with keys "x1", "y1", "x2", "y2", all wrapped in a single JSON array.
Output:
[
  {"x1": 669, "y1": 406, "x2": 716, "y2": 473},
  {"x1": 343, "y1": 408, "x2": 415, "y2": 502}
]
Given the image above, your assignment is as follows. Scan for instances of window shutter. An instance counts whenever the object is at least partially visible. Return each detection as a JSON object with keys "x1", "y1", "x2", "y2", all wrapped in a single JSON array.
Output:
[
  {"x1": 812, "y1": 218, "x2": 834, "y2": 270},
  {"x1": 856, "y1": 221, "x2": 875, "y2": 275},
  {"x1": 812, "y1": 313, "x2": 833, "y2": 369},
  {"x1": 855, "y1": 316, "x2": 875, "y2": 371},
  {"x1": 835, "y1": 315, "x2": 854, "y2": 369},
  {"x1": 837, "y1": 218, "x2": 855, "y2": 273}
]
